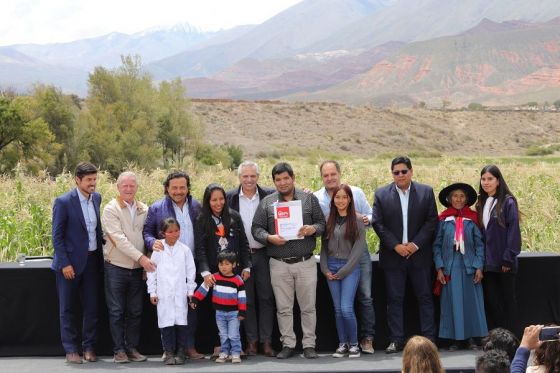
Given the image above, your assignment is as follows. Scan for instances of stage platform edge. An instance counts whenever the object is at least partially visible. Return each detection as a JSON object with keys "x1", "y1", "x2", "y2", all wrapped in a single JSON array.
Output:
[{"x1": 0, "y1": 350, "x2": 478, "y2": 373}]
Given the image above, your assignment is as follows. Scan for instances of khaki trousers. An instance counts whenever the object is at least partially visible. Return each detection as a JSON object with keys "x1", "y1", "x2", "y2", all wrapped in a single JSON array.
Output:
[{"x1": 269, "y1": 256, "x2": 317, "y2": 349}]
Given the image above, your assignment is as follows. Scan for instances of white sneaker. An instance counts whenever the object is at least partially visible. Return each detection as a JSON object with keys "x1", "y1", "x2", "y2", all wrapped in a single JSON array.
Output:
[
  {"x1": 349, "y1": 345, "x2": 361, "y2": 358},
  {"x1": 231, "y1": 355, "x2": 241, "y2": 363},
  {"x1": 215, "y1": 353, "x2": 229, "y2": 363},
  {"x1": 332, "y1": 344, "x2": 348, "y2": 358}
]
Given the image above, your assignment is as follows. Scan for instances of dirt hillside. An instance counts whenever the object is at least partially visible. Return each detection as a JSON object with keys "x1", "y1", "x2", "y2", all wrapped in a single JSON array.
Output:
[{"x1": 191, "y1": 100, "x2": 560, "y2": 158}]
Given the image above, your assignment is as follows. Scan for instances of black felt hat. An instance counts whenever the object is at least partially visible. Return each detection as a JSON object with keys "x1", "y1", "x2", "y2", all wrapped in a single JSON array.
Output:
[{"x1": 438, "y1": 182, "x2": 477, "y2": 207}]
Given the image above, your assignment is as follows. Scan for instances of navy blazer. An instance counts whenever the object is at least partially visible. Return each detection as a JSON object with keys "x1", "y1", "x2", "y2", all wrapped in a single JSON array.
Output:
[
  {"x1": 371, "y1": 181, "x2": 438, "y2": 269},
  {"x1": 143, "y1": 195, "x2": 201, "y2": 251},
  {"x1": 51, "y1": 189, "x2": 103, "y2": 274},
  {"x1": 226, "y1": 184, "x2": 275, "y2": 213},
  {"x1": 482, "y1": 196, "x2": 521, "y2": 273}
]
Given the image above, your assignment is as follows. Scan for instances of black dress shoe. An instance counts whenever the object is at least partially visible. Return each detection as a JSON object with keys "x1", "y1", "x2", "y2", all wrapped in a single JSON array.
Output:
[
  {"x1": 276, "y1": 346, "x2": 294, "y2": 359},
  {"x1": 385, "y1": 342, "x2": 403, "y2": 354}
]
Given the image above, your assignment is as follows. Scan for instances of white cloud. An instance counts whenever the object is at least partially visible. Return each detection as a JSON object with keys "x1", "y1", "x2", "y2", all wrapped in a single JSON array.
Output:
[{"x1": 0, "y1": 0, "x2": 302, "y2": 45}]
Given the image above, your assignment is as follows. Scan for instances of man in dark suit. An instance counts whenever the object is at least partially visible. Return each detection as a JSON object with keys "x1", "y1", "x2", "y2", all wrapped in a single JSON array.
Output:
[
  {"x1": 52, "y1": 162, "x2": 104, "y2": 364},
  {"x1": 226, "y1": 161, "x2": 276, "y2": 357},
  {"x1": 371, "y1": 156, "x2": 438, "y2": 353}
]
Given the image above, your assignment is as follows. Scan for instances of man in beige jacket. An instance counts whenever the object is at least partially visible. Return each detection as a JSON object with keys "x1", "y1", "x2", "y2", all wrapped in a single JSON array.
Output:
[{"x1": 102, "y1": 171, "x2": 156, "y2": 363}]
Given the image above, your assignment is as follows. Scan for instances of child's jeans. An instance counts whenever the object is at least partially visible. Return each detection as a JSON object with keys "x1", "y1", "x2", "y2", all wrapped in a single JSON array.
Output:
[
  {"x1": 216, "y1": 310, "x2": 241, "y2": 356},
  {"x1": 160, "y1": 325, "x2": 188, "y2": 353}
]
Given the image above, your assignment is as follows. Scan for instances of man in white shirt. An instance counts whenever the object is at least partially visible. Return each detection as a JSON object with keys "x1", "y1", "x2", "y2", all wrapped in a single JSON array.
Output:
[{"x1": 226, "y1": 161, "x2": 276, "y2": 357}]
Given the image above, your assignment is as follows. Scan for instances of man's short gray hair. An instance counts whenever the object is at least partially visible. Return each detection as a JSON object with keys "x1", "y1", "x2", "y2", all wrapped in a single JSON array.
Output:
[
  {"x1": 237, "y1": 161, "x2": 260, "y2": 175},
  {"x1": 116, "y1": 171, "x2": 137, "y2": 185}
]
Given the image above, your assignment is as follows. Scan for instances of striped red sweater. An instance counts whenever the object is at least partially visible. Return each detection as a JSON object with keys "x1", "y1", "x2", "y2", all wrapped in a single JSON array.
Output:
[{"x1": 192, "y1": 273, "x2": 246, "y2": 317}]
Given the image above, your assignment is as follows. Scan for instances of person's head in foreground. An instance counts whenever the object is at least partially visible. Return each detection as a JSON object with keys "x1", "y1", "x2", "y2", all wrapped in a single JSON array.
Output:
[
  {"x1": 482, "y1": 328, "x2": 519, "y2": 361},
  {"x1": 401, "y1": 336, "x2": 444, "y2": 373},
  {"x1": 475, "y1": 350, "x2": 510, "y2": 373}
]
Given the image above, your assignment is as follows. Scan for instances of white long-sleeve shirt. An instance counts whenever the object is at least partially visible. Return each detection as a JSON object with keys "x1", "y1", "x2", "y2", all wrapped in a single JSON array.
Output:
[{"x1": 147, "y1": 240, "x2": 196, "y2": 328}]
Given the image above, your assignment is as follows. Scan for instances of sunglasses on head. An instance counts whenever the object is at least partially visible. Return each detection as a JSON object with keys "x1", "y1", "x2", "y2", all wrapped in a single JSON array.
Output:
[{"x1": 392, "y1": 169, "x2": 409, "y2": 176}]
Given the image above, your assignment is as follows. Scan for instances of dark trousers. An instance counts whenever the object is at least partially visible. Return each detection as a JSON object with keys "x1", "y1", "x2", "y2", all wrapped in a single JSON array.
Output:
[
  {"x1": 55, "y1": 252, "x2": 99, "y2": 353},
  {"x1": 243, "y1": 249, "x2": 275, "y2": 343},
  {"x1": 104, "y1": 262, "x2": 144, "y2": 353},
  {"x1": 384, "y1": 262, "x2": 435, "y2": 343},
  {"x1": 483, "y1": 271, "x2": 518, "y2": 335},
  {"x1": 357, "y1": 247, "x2": 375, "y2": 340},
  {"x1": 186, "y1": 306, "x2": 197, "y2": 349},
  {"x1": 161, "y1": 325, "x2": 189, "y2": 353}
]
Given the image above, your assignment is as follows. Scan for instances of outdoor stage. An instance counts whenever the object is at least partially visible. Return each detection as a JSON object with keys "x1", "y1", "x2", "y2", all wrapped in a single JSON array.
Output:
[{"x1": 0, "y1": 252, "x2": 559, "y2": 373}]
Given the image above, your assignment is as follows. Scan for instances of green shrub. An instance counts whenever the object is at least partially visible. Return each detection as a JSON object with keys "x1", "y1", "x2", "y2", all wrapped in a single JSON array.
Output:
[{"x1": 525, "y1": 146, "x2": 553, "y2": 156}]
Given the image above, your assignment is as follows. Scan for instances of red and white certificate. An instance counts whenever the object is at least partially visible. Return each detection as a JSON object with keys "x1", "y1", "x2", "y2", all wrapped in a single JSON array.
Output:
[{"x1": 273, "y1": 200, "x2": 304, "y2": 240}]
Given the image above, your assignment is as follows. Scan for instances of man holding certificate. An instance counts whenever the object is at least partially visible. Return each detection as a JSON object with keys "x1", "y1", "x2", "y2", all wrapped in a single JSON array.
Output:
[{"x1": 252, "y1": 162, "x2": 325, "y2": 360}]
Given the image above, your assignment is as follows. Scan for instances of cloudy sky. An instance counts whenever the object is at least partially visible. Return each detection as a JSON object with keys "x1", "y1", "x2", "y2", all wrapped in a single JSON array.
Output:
[{"x1": 1, "y1": 0, "x2": 303, "y2": 46}]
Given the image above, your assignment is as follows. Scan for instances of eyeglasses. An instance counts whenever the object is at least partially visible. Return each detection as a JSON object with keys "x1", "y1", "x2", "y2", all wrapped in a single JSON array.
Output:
[{"x1": 392, "y1": 169, "x2": 409, "y2": 176}]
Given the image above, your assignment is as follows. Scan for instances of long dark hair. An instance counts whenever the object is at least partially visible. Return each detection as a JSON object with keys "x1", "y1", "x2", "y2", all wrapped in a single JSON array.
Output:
[
  {"x1": 476, "y1": 164, "x2": 519, "y2": 228},
  {"x1": 326, "y1": 184, "x2": 358, "y2": 243},
  {"x1": 198, "y1": 183, "x2": 231, "y2": 237}
]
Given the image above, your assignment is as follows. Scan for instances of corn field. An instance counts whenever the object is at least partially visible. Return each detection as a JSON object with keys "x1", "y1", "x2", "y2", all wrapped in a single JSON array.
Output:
[{"x1": 1, "y1": 156, "x2": 558, "y2": 262}]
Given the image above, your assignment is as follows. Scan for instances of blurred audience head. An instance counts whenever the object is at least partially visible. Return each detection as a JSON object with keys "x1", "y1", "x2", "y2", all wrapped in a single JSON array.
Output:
[
  {"x1": 401, "y1": 336, "x2": 444, "y2": 373},
  {"x1": 482, "y1": 327, "x2": 519, "y2": 361},
  {"x1": 476, "y1": 350, "x2": 510, "y2": 373}
]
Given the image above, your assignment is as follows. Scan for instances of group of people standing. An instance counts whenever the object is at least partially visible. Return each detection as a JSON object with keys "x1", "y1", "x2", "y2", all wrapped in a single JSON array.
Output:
[{"x1": 50, "y1": 156, "x2": 521, "y2": 365}]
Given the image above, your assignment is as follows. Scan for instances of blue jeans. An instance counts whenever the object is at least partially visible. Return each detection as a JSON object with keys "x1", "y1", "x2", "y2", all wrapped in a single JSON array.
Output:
[
  {"x1": 357, "y1": 246, "x2": 375, "y2": 340},
  {"x1": 216, "y1": 310, "x2": 241, "y2": 355},
  {"x1": 327, "y1": 256, "x2": 360, "y2": 345},
  {"x1": 104, "y1": 262, "x2": 144, "y2": 353}
]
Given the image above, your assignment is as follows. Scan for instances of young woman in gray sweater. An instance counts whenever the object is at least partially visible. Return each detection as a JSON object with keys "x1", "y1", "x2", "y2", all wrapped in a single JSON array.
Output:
[{"x1": 320, "y1": 184, "x2": 366, "y2": 358}]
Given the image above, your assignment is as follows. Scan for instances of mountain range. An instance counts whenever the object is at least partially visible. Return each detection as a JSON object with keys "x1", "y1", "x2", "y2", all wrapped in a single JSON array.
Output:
[{"x1": 2, "y1": 0, "x2": 560, "y2": 106}]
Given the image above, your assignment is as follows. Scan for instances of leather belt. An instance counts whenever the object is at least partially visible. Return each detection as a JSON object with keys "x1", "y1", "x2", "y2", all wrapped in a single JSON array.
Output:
[
  {"x1": 272, "y1": 254, "x2": 312, "y2": 264},
  {"x1": 249, "y1": 247, "x2": 263, "y2": 254}
]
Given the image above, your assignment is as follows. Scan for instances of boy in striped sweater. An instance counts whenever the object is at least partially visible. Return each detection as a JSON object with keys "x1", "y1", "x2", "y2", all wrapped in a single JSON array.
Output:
[{"x1": 190, "y1": 251, "x2": 246, "y2": 363}]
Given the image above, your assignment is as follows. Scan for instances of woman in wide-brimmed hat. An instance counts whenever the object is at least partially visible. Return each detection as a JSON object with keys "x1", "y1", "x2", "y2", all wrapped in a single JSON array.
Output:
[{"x1": 433, "y1": 182, "x2": 488, "y2": 351}]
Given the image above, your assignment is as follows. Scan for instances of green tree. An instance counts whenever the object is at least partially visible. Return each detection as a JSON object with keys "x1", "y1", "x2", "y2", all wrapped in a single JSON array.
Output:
[
  {"x1": 553, "y1": 99, "x2": 560, "y2": 109},
  {"x1": 0, "y1": 96, "x2": 55, "y2": 173},
  {"x1": 156, "y1": 79, "x2": 204, "y2": 167},
  {"x1": 30, "y1": 84, "x2": 79, "y2": 174},
  {"x1": 84, "y1": 55, "x2": 160, "y2": 175}
]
